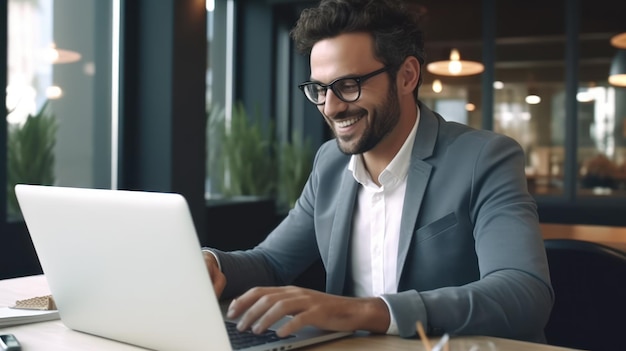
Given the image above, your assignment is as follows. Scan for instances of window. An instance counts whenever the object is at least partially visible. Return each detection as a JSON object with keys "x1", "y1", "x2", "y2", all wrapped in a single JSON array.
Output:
[
  {"x1": 418, "y1": 1, "x2": 483, "y2": 130},
  {"x1": 6, "y1": 0, "x2": 116, "y2": 220},
  {"x1": 576, "y1": 0, "x2": 626, "y2": 198},
  {"x1": 205, "y1": 0, "x2": 232, "y2": 200},
  {"x1": 494, "y1": 0, "x2": 566, "y2": 196},
  {"x1": 493, "y1": 0, "x2": 626, "y2": 198}
]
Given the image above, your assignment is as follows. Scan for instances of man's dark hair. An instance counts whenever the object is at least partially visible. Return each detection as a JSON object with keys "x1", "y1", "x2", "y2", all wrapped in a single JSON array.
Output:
[{"x1": 290, "y1": 0, "x2": 425, "y2": 98}]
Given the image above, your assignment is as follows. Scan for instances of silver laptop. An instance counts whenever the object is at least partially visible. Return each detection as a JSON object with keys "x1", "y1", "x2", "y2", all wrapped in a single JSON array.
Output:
[{"x1": 15, "y1": 184, "x2": 351, "y2": 351}]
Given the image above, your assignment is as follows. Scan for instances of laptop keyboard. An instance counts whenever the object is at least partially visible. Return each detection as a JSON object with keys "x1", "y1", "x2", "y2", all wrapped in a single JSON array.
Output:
[{"x1": 226, "y1": 321, "x2": 295, "y2": 350}]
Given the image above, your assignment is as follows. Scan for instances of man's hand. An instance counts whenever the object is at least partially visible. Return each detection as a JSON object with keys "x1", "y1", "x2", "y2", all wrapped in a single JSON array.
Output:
[
  {"x1": 203, "y1": 251, "x2": 226, "y2": 298},
  {"x1": 226, "y1": 286, "x2": 390, "y2": 337}
]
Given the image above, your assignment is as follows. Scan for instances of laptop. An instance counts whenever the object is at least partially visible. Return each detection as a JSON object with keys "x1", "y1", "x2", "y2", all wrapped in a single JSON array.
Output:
[{"x1": 15, "y1": 184, "x2": 351, "y2": 351}]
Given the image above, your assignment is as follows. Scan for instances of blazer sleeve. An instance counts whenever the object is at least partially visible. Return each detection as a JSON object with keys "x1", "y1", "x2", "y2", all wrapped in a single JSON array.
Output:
[
  {"x1": 383, "y1": 134, "x2": 554, "y2": 343},
  {"x1": 211, "y1": 146, "x2": 327, "y2": 300}
]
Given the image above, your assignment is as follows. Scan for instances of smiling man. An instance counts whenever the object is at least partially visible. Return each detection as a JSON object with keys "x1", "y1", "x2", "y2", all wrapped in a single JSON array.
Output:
[{"x1": 203, "y1": 0, "x2": 554, "y2": 343}]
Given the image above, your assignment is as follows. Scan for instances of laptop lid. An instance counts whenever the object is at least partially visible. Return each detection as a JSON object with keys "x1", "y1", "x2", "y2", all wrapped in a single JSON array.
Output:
[{"x1": 15, "y1": 184, "x2": 350, "y2": 351}]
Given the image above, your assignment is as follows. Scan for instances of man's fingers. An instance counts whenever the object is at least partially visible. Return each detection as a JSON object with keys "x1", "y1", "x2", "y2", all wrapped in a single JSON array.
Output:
[
  {"x1": 276, "y1": 310, "x2": 310, "y2": 337},
  {"x1": 232, "y1": 287, "x2": 306, "y2": 333},
  {"x1": 235, "y1": 292, "x2": 283, "y2": 331}
]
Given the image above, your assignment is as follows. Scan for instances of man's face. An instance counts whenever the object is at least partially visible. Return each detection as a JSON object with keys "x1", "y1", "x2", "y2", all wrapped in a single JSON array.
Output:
[{"x1": 309, "y1": 33, "x2": 401, "y2": 155}]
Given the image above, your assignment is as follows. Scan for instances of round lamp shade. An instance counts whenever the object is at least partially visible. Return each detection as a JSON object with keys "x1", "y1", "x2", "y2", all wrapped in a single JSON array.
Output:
[
  {"x1": 610, "y1": 33, "x2": 626, "y2": 49},
  {"x1": 426, "y1": 49, "x2": 484, "y2": 77}
]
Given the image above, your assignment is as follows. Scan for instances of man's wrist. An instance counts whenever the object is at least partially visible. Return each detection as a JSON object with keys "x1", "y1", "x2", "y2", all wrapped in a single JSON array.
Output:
[
  {"x1": 357, "y1": 297, "x2": 392, "y2": 334},
  {"x1": 378, "y1": 296, "x2": 400, "y2": 335},
  {"x1": 201, "y1": 247, "x2": 222, "y2": 271}
]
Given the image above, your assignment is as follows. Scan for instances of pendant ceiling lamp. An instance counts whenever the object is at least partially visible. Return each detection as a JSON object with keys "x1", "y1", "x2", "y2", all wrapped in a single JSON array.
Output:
[
  {"x1": 42, "y1": 43, "x2": 82, "y2": 64},
  {"x1": 426, "y1": 48, "x2": 484, "y2": 77},
  {"x1": 609, "y1": 49, "x2": 626, "y2": 87},
  {"x1": 524, "y1": 74, "x2": 541, "y2": 104},
  {"x1": 610, "y1": 32, "x2": 626, "y2": 49},
  {"x1": 432, "y1": 79, "x2": 443, "y2": 93},
  {"x1": 525, "y1": 90, "x2": 541, "y2": 105}
]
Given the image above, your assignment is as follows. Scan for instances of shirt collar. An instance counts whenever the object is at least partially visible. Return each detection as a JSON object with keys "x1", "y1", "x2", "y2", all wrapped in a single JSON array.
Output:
[{"x1": 348, "y1": 106, "x2": 420, "y2": 187}]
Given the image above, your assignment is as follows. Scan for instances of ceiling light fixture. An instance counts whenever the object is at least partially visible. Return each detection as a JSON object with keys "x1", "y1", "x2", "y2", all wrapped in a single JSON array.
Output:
[
  {"x1": 206, "y1": 0, "x2": 215, "y2": 12},
  {"x1": 525, "y1": 93, "x2": 541, "y2": 105},
  {"x1": 432, "y1": 79, "x2": 443, "y2": 93},
  {"x1": 524, "y1": 73, "x2": 541, "y2": 105},
  {"x1": 46, "y1": 86, "x2": 64, "y2": 100},
  {"x1": 525, "y1": 82, "x2": 541, "y2": 105},
  {"x1": 609, "y1": 49, "x2": 626, "y2": 87},
  {"x1": 426, "y1": 48, "x2": 484, "y2": 77},
  {"x1": 610, "y1": 32, "x2": 626, "y2": 49},
  {"x1": 576, "y1": 91, "x2": 594, "y2": 103},
  {"x1": 42, "y1": 43, "x2": 82, "y2": 64}
]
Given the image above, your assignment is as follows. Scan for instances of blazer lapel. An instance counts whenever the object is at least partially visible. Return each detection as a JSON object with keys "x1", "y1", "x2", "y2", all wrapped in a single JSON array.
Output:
[
  {"x1": 326, "y1": 168, "x2": 358, "y2": 295},
  {"x1": 396, "y1": 103, "x2": 438, "y2": 284},
  {"x1": 396, "y1": 160, "x2": 432, "y2": 283},
  {"x1": 325, "y1": 103, "x2": 441, "y2": 291}
]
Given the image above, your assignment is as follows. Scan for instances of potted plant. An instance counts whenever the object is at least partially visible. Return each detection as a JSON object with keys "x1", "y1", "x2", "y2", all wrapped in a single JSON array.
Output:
[
  {"x1": 207, "y1": 101, "x2": 277, "y2": 199},
  {"x1": 206, "y1": 101, "x2": 314, "y2": 208},
  {"x1": 6, "y1": 101, "x2": 58, "y2": 219},
  {"x1": 277, "y1": 132, "x2": 313, "y2": 211}
]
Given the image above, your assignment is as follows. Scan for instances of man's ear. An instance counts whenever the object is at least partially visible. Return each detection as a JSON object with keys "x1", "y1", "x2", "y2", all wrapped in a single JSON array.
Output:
[{"x1": 398, "y1": 56, "x2": 420, "y2": 96}]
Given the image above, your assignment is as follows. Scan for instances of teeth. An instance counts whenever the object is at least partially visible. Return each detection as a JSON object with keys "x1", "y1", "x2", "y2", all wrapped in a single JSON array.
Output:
[{"x1": 336, "y1": 116, "x2": 361, "y2": 128}]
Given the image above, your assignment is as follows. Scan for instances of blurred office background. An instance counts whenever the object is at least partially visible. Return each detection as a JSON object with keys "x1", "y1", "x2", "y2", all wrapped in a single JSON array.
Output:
[{"x1": 2, "y1": 0, "x2": 626, "y2": 279}]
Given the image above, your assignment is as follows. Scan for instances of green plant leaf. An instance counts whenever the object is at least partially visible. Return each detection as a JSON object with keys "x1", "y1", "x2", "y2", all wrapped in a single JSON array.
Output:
[{"x1": 6, "y1": 100, "x2": 58, "y2": 218}]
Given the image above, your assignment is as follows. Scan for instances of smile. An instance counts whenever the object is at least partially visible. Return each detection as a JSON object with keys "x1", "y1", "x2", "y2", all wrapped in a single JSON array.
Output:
[{"x1": 336, "y1": 116, "x2": 363, "y2": 128}]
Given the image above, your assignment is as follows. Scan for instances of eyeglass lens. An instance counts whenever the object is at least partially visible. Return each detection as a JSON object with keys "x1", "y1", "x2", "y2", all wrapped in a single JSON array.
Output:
[
  {"x1": 299, "y1": 66, "x2": 390, "y2": 105},
  {"x1": 302, "y1": 78, "x2": 360, "y2": 105}
]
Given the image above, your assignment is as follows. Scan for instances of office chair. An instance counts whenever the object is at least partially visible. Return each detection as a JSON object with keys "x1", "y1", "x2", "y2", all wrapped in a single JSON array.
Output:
[{"x1": 543, "y1": 239, "x2": 626, "y2": 351}]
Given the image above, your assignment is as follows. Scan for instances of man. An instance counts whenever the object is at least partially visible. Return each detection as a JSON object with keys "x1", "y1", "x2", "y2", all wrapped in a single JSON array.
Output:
[{"x1": 203, "y1": 0, "x2": 554, "y2": 343}]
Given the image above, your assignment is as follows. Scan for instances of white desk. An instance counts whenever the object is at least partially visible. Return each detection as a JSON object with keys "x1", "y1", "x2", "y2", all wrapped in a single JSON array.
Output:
[
  {"x1": 0, "y1": 275, "x2": 145, "y2": 350},
  {"x1": 0, "y1": 275, "x2": 581, "y2": 351}
]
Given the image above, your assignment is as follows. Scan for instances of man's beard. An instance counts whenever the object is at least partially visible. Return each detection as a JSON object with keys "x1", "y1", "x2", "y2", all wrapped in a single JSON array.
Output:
[{"x1": 334, "y1": 84, "x2": 401, "y2": 155}]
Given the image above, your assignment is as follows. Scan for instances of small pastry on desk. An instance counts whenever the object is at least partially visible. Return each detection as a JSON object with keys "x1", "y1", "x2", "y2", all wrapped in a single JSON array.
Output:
[{"x1": 11, "y1": 295, "x2": 57, "y2": 311}]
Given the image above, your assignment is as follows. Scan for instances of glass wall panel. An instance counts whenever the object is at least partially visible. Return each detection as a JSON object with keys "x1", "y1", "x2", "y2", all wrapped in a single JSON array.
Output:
[
  {"x1": 495, "y1": 1, "x2": 565, "y2": 196},
  {"x1": 205, "y1": 0, "x2": 230, "y2": 199},
  {"x1": 419, "y1": 1, "x2": 483, "y2": 130},
  {"x1": 6, "y1": 0, "x2": 114, "y2": 220},
  {"x1": 577, "y1": 0, "x2": 626, "y2": 197}
]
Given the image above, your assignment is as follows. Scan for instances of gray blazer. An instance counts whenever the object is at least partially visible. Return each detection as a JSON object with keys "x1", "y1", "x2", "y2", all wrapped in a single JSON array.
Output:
[{"x1": 213, "y1": 103, "x2": 554, "y2": 343}]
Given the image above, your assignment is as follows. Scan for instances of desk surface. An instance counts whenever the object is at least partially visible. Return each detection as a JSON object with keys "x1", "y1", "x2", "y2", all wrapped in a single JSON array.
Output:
[{"x1": 0, "y1": 275, "x2": 581, "y2": 351}]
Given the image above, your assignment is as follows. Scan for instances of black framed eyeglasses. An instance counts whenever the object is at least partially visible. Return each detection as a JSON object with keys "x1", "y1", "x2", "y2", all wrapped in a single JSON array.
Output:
[{"x1": 298, "y1": 66, "x2": 391, "y2": 105}]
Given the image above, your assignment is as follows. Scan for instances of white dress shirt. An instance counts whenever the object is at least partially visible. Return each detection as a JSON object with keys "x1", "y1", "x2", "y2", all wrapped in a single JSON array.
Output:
[{"x1": 348, "y1": 108, "x2": 420, "y2": 334}]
